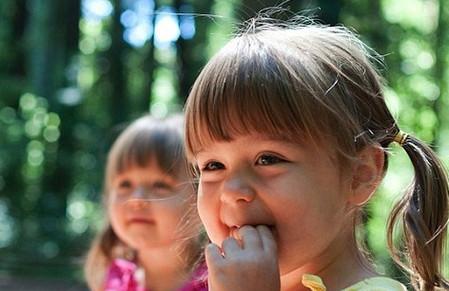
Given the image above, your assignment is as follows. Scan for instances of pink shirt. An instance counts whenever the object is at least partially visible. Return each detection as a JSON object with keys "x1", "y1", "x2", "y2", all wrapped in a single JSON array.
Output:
[{"x1": 104, "y1": 258, "x2": 208, "y2": 291}]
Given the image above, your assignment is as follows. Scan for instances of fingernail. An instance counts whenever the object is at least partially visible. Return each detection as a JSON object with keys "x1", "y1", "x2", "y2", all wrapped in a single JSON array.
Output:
[{"x1": 231, "y1": 226, "x2": 239, "y2": 239}]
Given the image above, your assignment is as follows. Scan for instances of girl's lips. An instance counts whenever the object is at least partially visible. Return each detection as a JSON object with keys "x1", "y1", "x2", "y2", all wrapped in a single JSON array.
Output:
[{"x1": 127, "y1": 218, "x2": 155, "y2": 224}]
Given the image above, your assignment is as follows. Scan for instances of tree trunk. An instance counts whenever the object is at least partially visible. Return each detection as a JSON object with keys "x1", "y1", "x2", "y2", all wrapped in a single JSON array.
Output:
[
  {"x1": 24, "y1": 0, "x2": 81, "y2": 260},
  {"x1": 175, "y1": 0, "x2": 214, "y2": 103},
  {"x1": 432, "y1": 0, "x2": 448, "y2": 148},
  {"x1": 135, "y1": 1, "x2": 157, "y2": 113},
  {"x1": 108, "y1": 0, "x2": 128, "y2": 124}
]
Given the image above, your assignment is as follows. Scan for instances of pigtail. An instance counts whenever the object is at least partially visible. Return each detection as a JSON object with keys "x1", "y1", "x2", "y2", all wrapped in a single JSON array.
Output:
[
  {"x1": 84, "y1": 225, "x2": 120, "y2": 291},
  {"x1": 387, "y1": 134, "x2": 449, "y2": 290}
]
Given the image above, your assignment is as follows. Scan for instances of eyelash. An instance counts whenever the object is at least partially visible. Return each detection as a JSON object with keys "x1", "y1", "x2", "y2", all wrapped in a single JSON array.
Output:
[
  {"x1": 118, "y1": 180, "x2": 132, "y2": 189},
  {"x1": 153, "y1": 181, "x2": 173, "y2": 191},
  {"x1": 201, "y1": 161, "x2": 224, "y2": 172},
  {"x1": 256, "y1": 154, "x2": 286, "y2": 165},
  {"x1": 200, "y1": 154, "x2": 286, "y2": 172},
  {"x1": 116, "y1": 180, "x2": 173, "y2": 192}
]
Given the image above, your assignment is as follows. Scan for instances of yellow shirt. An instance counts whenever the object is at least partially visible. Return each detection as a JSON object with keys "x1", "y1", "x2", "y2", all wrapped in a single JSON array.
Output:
[{"x1": 302, "y1": 274, "x2": 407, "y2": 291}]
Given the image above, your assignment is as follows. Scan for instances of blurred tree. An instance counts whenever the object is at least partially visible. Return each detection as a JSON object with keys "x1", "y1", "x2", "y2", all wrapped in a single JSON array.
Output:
[
  {"x1": 0, "y1": 0, "x2": 28, "y2": 244},
  {"x1": 175, "y1": 0, "x2": 213, "y2": 101},
  {"x1": 0, "y1": 0, "x2": 83, "y2": 279},
  {"x1": 233, "y1": 0, "x2": 341, "y2": 25},
  {"x1": 24, "y1": 0, "x2": 81, "y2": 266},
  {"x1": 131, "y1": 2, "x2": 157, "y2": 115},
  {"x1": 106, "y1": 0, "x2": 128, "y2": 124},
  {"x1": 432, "y1": 0, "x2": 449, "y2": 147}
]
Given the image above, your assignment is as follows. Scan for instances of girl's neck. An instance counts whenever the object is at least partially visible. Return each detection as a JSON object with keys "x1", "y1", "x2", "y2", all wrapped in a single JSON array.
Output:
[
  {"x1": 280, "y1": 232, "x2": 377, "y2": 291},
  {"x1": 138, "y1": 243, "x2": 191, "y2": 291}
]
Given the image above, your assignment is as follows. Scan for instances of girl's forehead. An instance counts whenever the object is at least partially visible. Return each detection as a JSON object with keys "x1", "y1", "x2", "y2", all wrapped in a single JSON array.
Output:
[
  {"x1": 203, "y1": 132, "x2": 294, "y2": 145},
  {"x1": 192, "y1": 115, "x2": 306, "y2": 143}
]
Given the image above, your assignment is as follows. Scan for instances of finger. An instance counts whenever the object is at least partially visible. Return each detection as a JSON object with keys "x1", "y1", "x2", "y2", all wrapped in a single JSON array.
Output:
[
  {"x1": 221, "y1": 236, "x2": 242, "y2": 257},
  {"x1": 256, "y1": 225, "x2": 277, "y2": 253},
  {"x1": 238, "y1": 225, "x2": 263, "y2": 249},
  {"x1": 230, "y1": 227, "x2": 241, "y2": 242},
  {"x1": 205, "y1": 243, "x2": 224, "y2": 266}
]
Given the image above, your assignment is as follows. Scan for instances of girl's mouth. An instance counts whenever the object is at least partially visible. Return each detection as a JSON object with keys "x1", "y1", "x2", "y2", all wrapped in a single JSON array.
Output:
[
  {"x1": 229, "y1": 224, "x2": 276, "y2": 240},
  {"x1": 128, "y1": 218, "x2": 155, "y2": 225}
]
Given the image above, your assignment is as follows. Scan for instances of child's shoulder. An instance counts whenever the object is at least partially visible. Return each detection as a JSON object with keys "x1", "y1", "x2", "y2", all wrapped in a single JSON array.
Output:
[
  {"x1": 342, "y1": 277, "x2": 407, "y2": 291},
  {"x1": 104, "y1": 258, "x2": 147, "y2": 291},
  {"x1": 180, "y1": 261, "x2": 208, "y2": 291}
]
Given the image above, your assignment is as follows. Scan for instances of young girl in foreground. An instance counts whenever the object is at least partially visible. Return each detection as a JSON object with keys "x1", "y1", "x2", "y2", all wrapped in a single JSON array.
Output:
[
  {"x1": 184, "y1": 19, "x2": 449, "y2": 291},
  {"x1": 85, "y1": 114, "x2": 207, "y2": 291}
]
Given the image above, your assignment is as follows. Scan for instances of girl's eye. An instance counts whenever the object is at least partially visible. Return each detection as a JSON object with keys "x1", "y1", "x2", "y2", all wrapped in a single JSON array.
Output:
[
  {"x1": 202, "y1": 161, "x2": 224, "y2": 171},
  {"x1": 118, "y1": 180, "x2": 132, "y2": 189},
  {"x1": 256, "y1": 154, "x2": 285, "y2": 165},
  {"x1": 153, "y1": 181, "x2": 173, "y2": 192},
  {"x1": 113, "y1": 179, "x2": 133, "y2": 197}
]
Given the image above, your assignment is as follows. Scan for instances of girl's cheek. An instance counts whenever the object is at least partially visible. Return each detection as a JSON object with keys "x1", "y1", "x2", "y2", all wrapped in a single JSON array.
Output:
[
  {"x1": 197, "y1": 183, "x2": 214, "y2": 212},
  {"x1": 197, "y1": 184, "x2": 218, "y2": 217},
  {"x1": 196, "y1": 191, "x2": 208, "y2": 218},
  {"x1": 198, "y1": 183, "x2": 224, "y2": 234}
]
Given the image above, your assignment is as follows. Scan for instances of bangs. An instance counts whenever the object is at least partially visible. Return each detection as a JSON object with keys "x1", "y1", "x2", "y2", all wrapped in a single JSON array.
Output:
[
  {"x1": 185, "y1": 33, "x2": 337, "y2": 158},
  {"x1": 106, "y1": 116, "x2": 186, "y2": 187}
]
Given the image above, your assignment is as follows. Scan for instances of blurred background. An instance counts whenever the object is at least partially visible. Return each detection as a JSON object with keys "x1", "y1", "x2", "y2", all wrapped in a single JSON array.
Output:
[{"x1": 0, "y1": 0, "x2": 448, "y2": 289}]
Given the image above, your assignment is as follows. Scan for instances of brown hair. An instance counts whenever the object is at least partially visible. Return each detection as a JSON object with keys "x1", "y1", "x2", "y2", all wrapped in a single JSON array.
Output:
[
  {"x1": 184, "y1": 18, "x2": 449, "y2": 290},
  {"x1": 84, "y1": 114, "x2": 204, "y2": 291}
]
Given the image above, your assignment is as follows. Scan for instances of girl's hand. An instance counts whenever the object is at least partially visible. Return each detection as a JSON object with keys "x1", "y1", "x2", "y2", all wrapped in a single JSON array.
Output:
[{"x1": 205, "y1": 225, "x2": 280, "y2": 291}]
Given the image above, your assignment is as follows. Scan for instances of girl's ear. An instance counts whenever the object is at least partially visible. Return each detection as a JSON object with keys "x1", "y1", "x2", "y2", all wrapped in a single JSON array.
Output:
[{"x1": 348, "y1": 145, "x2": 385, "y2": 206}]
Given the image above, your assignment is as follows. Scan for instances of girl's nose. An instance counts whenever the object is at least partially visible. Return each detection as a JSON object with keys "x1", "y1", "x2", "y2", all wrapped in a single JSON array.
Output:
[
  {"x1": 221, "y1": 173, "x2": 256, "y2": 204},
  {"x1": 132, "y1": 186, "x2": 146, "y2": 199},
  {"x1": 124, "y1": 188, "x2": 152, "y2": 209},
  {"x1": 123, "y1": 186, "x2": 151, "y2": 207}
]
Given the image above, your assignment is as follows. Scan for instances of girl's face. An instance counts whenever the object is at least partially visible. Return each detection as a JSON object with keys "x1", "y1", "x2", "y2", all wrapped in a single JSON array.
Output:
[
  {"x1": 108, "y1": 163, "x2": 192, "y2": 251},
  {"x1": 195, "y1": 134, "x2": 355, "y2": 274}
]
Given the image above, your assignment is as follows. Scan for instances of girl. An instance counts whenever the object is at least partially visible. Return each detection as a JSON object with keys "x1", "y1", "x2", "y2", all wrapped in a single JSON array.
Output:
[
  {"x1": 184, "y1": 18, "x2": 449, "y2": 291},
  {"x1": 85, "y1": 114, "x2": 207, "y2": 291}
]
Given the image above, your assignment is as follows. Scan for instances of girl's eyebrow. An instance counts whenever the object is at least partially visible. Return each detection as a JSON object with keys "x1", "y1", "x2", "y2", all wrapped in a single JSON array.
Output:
[{"x1": 152, "y1": 180, "x2": 175, "y2": 188}]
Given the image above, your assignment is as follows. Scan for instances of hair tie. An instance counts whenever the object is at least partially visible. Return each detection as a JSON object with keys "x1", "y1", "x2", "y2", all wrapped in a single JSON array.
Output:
[{"x1": 393, "y1": 130, "x2": 408, "y2": 146}]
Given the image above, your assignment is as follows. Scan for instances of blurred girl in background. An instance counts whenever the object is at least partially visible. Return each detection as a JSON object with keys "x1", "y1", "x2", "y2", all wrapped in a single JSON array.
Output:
[{"x1": 85, "y1": 114, "x2": 207, "y2": 291}]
